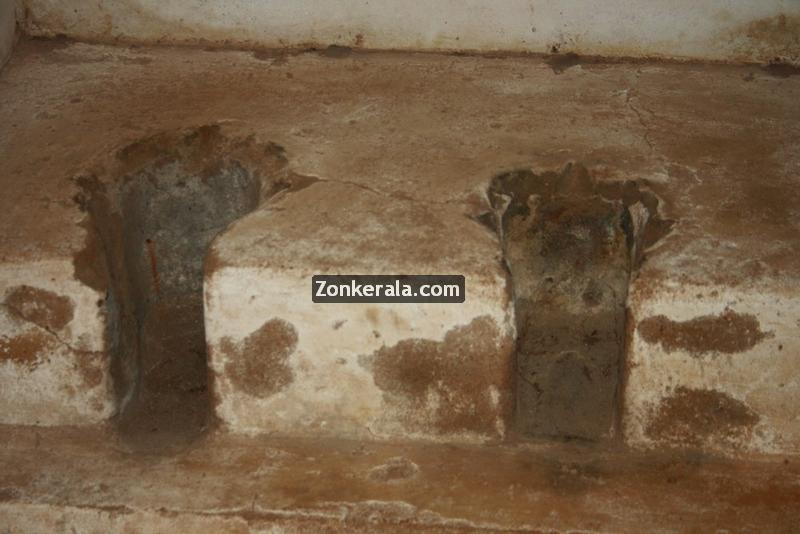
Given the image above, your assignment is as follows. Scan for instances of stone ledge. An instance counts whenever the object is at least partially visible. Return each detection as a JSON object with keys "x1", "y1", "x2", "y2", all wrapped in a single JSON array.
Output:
[{"x1": 1, "y1": 425, "x2": 799, "y2": 532}]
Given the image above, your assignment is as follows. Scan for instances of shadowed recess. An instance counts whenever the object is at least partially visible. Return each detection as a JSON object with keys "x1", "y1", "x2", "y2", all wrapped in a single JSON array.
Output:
[
  {"x1": 74, "y1": 125, "x2": 290, "y2": 451},
  {"x1": 486, "y1": 162, "x2": 672, "y2": 440}
]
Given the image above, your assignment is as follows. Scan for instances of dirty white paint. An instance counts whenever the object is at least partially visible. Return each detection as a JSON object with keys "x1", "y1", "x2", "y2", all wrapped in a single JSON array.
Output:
[
  {"x1": 624, "y1": 279, "x2": 800, "y2": 456},
  {"x1": 206, "y1": 268, "x2": 512, "y2": 441},
  {"x1": 205, "y1": 182, "x2": 515, "y2": 442},
  {"x1": 0, "y1": 0, "x2": 17, "y2": 70},
  {"x1": 0, "y1": 260, "x2": 114, "y2": 425},
  {"x1": 21, "y1": 0, "x2": 800, "y2": 63}
]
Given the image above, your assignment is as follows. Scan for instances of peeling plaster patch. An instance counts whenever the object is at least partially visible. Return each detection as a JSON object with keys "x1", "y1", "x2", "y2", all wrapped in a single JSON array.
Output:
[
  {"x1": 638, "y1": 309, "x2": 771, "y2": 355},
  {"x1": 364, "y1": 316, "x2": 511, "y2": 435},
  {"x1": 5, "y1": 285, "x2": 75, "y2": 332},
  {"x1": 0, "y1": 331, "x2": 53, "y2": 368},
  {"x1": 646, "y1": 387, "x2": 759, "y2": 448},
  {"x1": 222, "y1": 319, "x2": 297, "y2": 399}
]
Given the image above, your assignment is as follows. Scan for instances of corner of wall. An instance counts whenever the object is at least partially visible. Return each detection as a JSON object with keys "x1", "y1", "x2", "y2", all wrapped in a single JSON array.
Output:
[{"x1": 0, "y1": 0, "x2": 22, "y2": 72}]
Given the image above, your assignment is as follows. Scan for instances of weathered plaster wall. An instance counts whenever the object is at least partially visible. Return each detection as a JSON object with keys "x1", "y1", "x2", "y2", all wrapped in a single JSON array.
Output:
[
  {"x1": 20, "y1": 0, "x2": 800, "y2": 64},
  {"x1": 0, "y1": 0, "x2": 18, "y2": 71},
  {"x1": 206, "y1": 180, "x2": 515, "y2": 443},
  {"x1": 1, "y1": 39, "x2": 799, "y2": 452},
  {"x1": 0, "y1": 261, "x2": 114, "y2": 425},
  {"x1": 624, "y1": 280, "x2": 800, "y2": 456}
]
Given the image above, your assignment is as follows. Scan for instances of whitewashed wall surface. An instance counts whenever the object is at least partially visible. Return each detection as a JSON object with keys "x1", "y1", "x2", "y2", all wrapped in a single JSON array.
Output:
[{"x1": 18, "y1": 0, "x2": 800, "y2": 63}]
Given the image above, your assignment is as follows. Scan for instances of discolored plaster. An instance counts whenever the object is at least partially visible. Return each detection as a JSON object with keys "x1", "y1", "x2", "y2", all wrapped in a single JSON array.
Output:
[
  {"x1": 646, "y1": 387, "x2": 760, "y2": 448},
  {"x1": 364, "y1": 316, "x2": 512, "y2": 436},
  {"x1": 5, "y1": 285, "x2": 74, "y2": 332},
  {"x1": 732, "y1": 13, "x2": 800, "y2": 62},
  {"x1": 222, "y1": 319, "x2": 297, "y2": 399},
  {"x1": 74, "y1": 350, "x2": 105, "y2": 388},
  {"x1": 638, "y1": 309, "x2": 772, "y2": 355},
  {"x1": 0, "y1": 331, "x2": 53, "y2": 368}
]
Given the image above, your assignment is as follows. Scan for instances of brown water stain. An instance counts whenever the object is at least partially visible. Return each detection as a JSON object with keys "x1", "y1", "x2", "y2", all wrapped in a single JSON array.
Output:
[
  {"x1": 365, "y1": 315, "x2": 512, "y2": 435},
  {"x1": 72, "y1": 176, "x2": 112, "y2": 293},
  {"x1": 0, "y1": 331, "x2": 53, "y2": 368},
  {"x1": 76, "y1": 351, "x2": 105, "y2": 387},
  {"x1": 5, "y1": 285, "x2": 75, "y2": 332},
  {"x1": 144, "y1": 238, "x2": 160, "y2": 295},
  {"x1": 111, "y1": 124, "x2": 287, "y2": 182},
  {"x1": 222, "y1": 319, "x2": 297, "y2": 398},
  {"x1": 73, "y1": 225, "x2": 109, "y2": 293},
  {"x1": 647, "y1": 387, "x2": 759, "y2": 448},
  {"x1": 638, "y1": 309, "x2": 771, "y2": 355},
  {"x1": 738, "y1": 14, "x2": 800, "y2": 59}
]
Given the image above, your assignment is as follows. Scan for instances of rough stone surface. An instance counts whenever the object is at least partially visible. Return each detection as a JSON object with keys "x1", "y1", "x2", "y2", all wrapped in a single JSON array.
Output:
[
  {"x1": 0, "y1": 40, "x2": 798, "y2": 454},
  {"x1": 1, "y1": 425, "x2": 800, "y2": 532}
]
